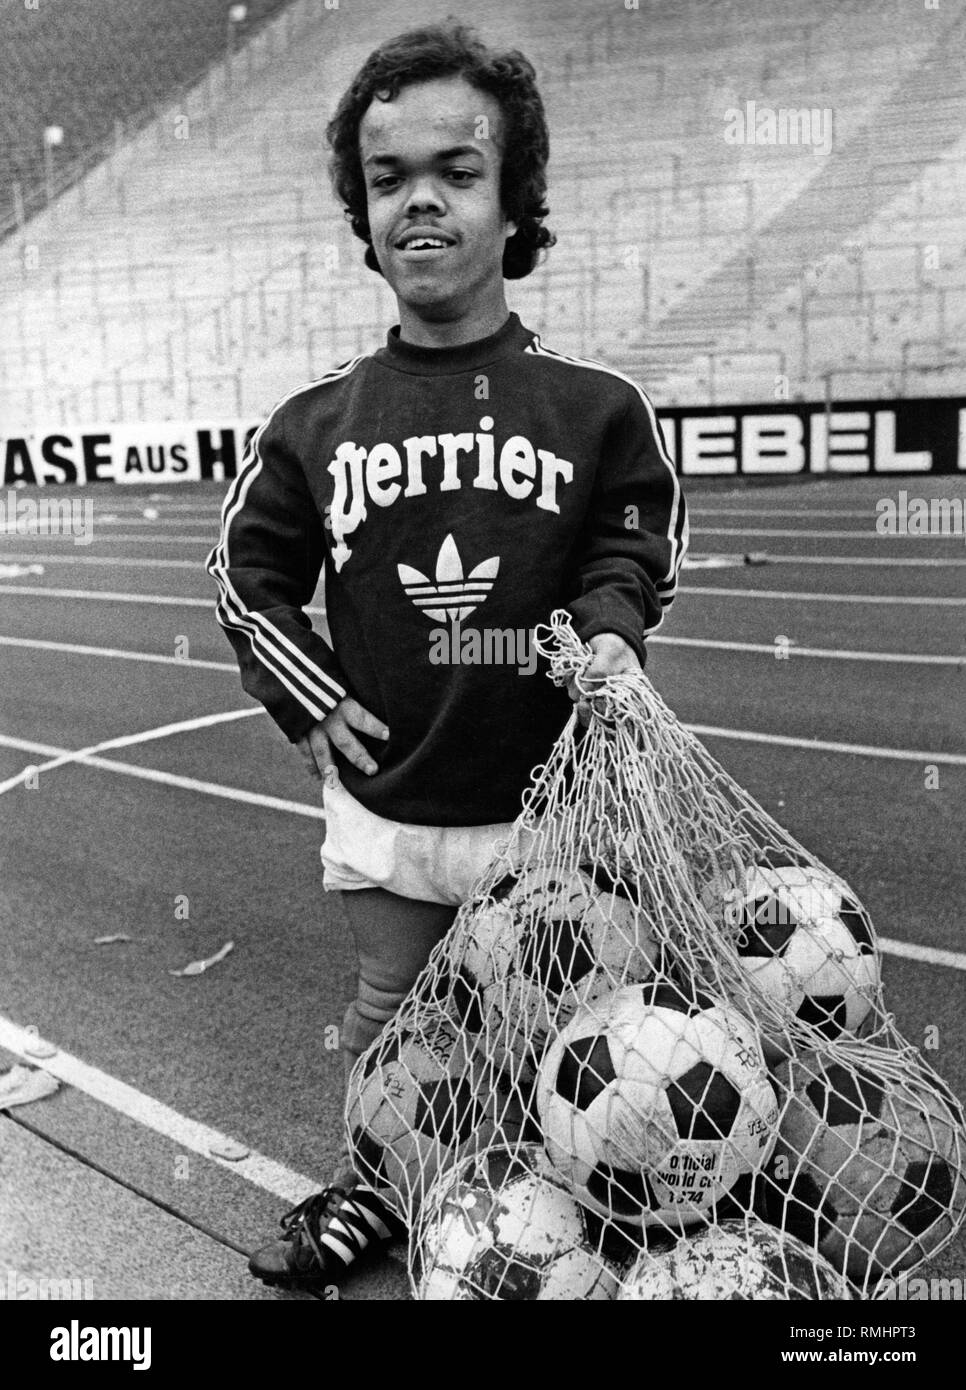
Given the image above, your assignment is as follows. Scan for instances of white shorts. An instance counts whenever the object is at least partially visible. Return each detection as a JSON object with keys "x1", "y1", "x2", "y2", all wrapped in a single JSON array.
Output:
[{"x1": 319, "y1": 777, "x2": 522, "y2": 907}]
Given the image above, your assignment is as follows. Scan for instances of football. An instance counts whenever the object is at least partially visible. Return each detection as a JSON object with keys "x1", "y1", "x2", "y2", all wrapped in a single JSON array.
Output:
[
  {"x1": 762, "y1": 1049, "x2": 966, "y2": 1292},
  {"x1": 446, "y1": 863, "x2": 660, "y2": 1082},
  {"x1": 536, "y1": 981, "x2": 779, "y2": 1231},
  {"x1": 618, "y1": 1217, "x2": 851, "y2": 1299},
  {"x1": 347, "y1": 1008, "x2": 524, "y2": 1207},
  {"x1": 417, "y1": 1143, "x2": 621, "y2": 1300},
  {"x1": 703, "y1": 862, "x2": 879, "y2": 1054}
]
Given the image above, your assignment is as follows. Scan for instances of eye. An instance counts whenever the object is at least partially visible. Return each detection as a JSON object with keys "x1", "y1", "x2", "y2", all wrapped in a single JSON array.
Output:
[{"x1": 372, "y1": 169, "x2": 478, "y2": 190}]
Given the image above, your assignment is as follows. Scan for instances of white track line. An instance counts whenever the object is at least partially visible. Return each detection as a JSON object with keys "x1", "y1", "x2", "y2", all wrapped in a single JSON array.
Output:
[
  {"x1": 5, "y1": 632, "x2": 959, "y2": 671},
  {"x1": 690, "y1": 507, "x2": 910, "y2": 518},
  {"x1": 0, "y1": 1015, "x2": 319, "y2": 1205},
  {"x1": 29, "y1": 527, "x2": 962, "y2": 545},
  {"x1": 0, "y1": 585, "x2": 213, "y2": 607},
  {"x1": 0, "y1": 534, "x2": 213, "y2": 544},
  {"x1": 681, "y1": 585, "x2": 966, "y2": 607},
  {"x1": 653, "y1": 636, "x2": 965, "y2": 666},
  {"x1": 0, "y1": 584, "x2": 326, "y2": 617},
  {"x1": 0, "y1": 733, "x2": 326, "y2": 819},
  {"x1": 91, "y1": 510, "x2": 223, "y2": 517},
  {"x1": 0, "y1": 634, "x2": 236, "y2": 669},
  {"x1": 744, "y1": 554, "x2": 966, "y2": 567},
  {"x1": 0, "y1": 635, "x2": 236, "y2": 670},
  {"x1": 877, "y1": 938, "x2": 966, "y2": 972},
  {"x1": 8, "y1": 548, "x2": 966, "y2": 571},
  {"x1": 2, "y1": 580, "x2": 960, "y2": 614},
  {"x1": 88, "y1": 503, "x2": 225, "y2": 513},
  {"x1": 694, "y1": 486, "x2": 966, "y2": 500},
  {"x1": 0, "y1": 709, "x2": 262, "y2": 795},
  {"x1": 0, "y1": 553, "x2": 199, "y2": 568},
  {"x1": 18, "y1": 508, "x2": 915, "y2": 524},
  {"x1": 689, "y1": 723, "x2": 966, "y2": 766},
  {"x1": 91, "y1": 519, "x2": 220, "y2": 528},
  {"x1": 3, "y1": 520, "x2": 217, "y2": 533},
  {"x1": 696, "y1": 526, "x2": 966, "y2": 541}
]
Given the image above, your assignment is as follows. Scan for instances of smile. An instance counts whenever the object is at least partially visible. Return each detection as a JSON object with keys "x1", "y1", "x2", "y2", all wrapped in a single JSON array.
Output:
[{"x1": 396, "y1": 244, "x2": 453, "y2": 259}]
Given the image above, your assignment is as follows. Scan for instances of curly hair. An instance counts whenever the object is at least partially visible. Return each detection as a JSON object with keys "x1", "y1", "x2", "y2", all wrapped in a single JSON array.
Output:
[{"x1": 324, "y1": 17, "x2": 556, "y2": 280}]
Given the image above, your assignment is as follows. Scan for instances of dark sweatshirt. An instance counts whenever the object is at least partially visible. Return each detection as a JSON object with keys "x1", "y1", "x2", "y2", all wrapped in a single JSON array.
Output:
[{"x1": 206, "y1": 311, "x2": 688, "y2": 825}]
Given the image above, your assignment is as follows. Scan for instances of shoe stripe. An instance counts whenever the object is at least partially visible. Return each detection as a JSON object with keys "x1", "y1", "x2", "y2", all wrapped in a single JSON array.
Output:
[
  {"x1": 319, "y1": 1231, "x2": 356, "y2": 1265},
  {"x1": 326, "y1": 1215, "x2": 371, "y2": 1250},
  {"x1": 333, "y1": 1212, "x2": 371, "y2": 1245},
  {"x1": 351, "y1": 1206, "x2": 391, "y2": 1239},
  {"x1": 351, "y1": 1182, "x2": 389, "y2": 1204},
  {"x1": 350, "y1": 1183, "x2": 382, "y2": 1202},
  {"x1": 350, "y1": 1188, "x2": 398, "y2": 1238},
  {"x1": 346, "y1": 1195, "x2": 394, "y2": 1239},
  {"x1": 345, "y1": 1200, "x2": 393, "y2": 1240},
  {"x1": 350, "y1": 1185, "x2": 395, "y2": 1215}
]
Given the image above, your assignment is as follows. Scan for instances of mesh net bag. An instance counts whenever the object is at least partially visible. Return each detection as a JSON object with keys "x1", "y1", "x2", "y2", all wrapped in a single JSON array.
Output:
[{"x1": 346, "y1": 611, "x2": 966, "y2": 1301}]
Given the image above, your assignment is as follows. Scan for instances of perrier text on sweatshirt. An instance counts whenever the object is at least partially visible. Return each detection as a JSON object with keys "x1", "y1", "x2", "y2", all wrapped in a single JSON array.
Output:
[{"x1": 206, "y1": 311, "x2": 689, "y2": 826}]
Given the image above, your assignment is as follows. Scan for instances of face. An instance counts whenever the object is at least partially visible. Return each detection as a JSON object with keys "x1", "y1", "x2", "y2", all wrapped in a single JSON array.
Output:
[{"x1": 359, "y1": 75, "x2": 518, "y2": 321}]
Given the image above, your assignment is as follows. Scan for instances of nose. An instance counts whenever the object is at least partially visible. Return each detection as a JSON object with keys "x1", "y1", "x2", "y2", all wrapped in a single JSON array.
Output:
[{"x1": 403, "y1": 173, "x2": 446, "y2": 216}]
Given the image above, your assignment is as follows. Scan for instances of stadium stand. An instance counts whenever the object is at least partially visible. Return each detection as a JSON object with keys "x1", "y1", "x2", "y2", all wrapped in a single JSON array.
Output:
[
  {"x1": 1, "y1": 0, "x2": 964, "y2": 428},
  {"x1": 0, "y1": 0, "x2": 291, "y2": 231}
]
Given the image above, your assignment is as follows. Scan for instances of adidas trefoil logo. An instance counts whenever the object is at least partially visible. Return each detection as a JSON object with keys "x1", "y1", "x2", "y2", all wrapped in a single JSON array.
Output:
[{"x1": 397, "y1": 533, "x2": 499, "y2": 623}]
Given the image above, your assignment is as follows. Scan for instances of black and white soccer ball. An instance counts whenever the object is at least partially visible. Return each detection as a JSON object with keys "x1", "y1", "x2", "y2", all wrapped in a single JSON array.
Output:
[
  {"x1": 703, "y1": 862, "x2": 879, "y2": 1055},
  {"x1": 448, "y1": 864, "x2": 660, "y2": 1082},
  {"x1": 762, "y1": 1050, "x2": 966, "y2": 1293},
  {"x1": 417, "y1": 1143, "x2": 621, "y2": 1300},
  {"x1": 618, "y1": 1217, "x2": 851, "y2": 1300},
  {"x1": 536, "y1": 981, "x2": 779, "y2": 1231},
  {"x1": 347, "y1": 1008, "x2": 524, "y2": 1208}
]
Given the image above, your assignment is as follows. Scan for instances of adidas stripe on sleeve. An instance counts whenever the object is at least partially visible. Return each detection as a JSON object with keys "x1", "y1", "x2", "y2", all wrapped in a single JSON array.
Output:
[
  {"x1": 560, "y1": 374, "x2": 688, "y2": 659},
  {"x1": 205, "y1": 401, "x2": 348, "y2": 742}
]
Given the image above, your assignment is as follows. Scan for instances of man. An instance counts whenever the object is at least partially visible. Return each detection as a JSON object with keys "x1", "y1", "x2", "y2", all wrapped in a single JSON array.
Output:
[{"x1": 206, "y1": 17, "x2": 687, "y2": 1292}]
